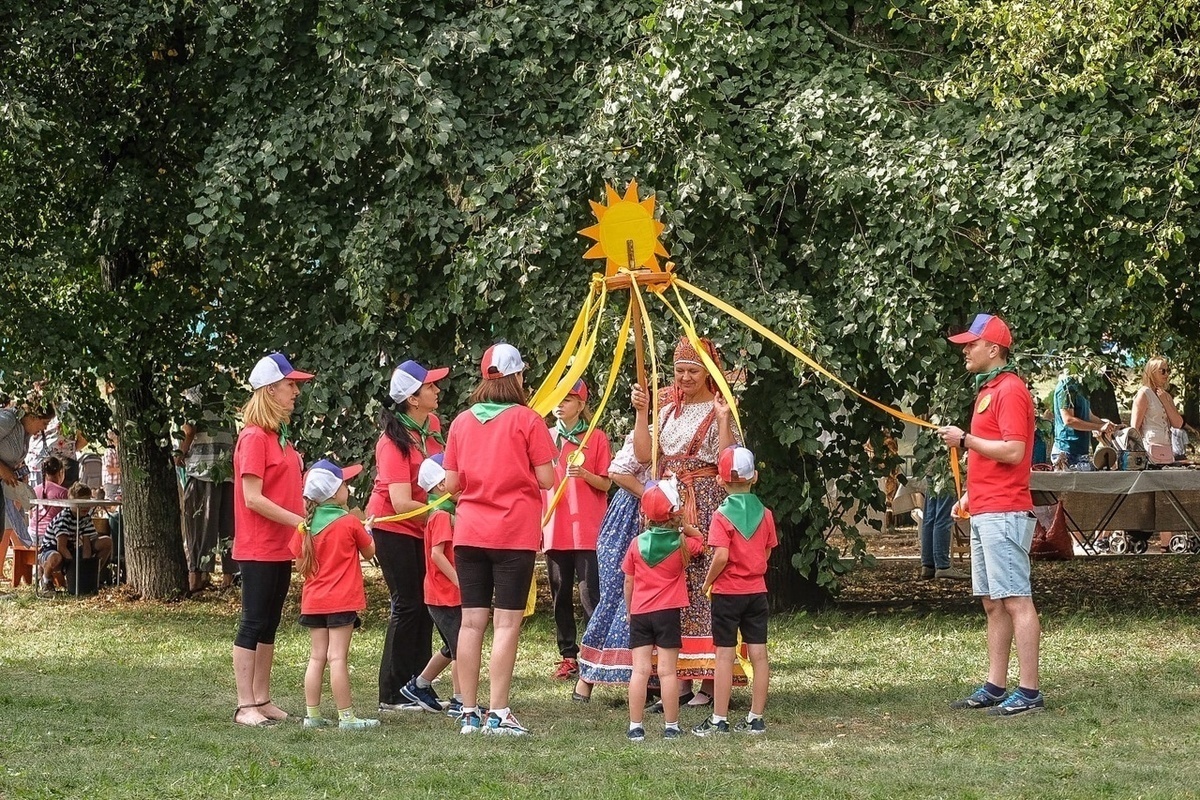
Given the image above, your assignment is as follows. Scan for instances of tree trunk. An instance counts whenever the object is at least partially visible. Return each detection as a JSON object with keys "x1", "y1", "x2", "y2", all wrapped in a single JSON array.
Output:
[
  {"x1": 112, "y1": 372, "x2": 188, "y2": 599},
  {"x1": 767, "y1": 523, "x2": 834, "y2": 611},
  {"x1": 1184, "y1": 365, "x2": 1199, "y2": 430}
]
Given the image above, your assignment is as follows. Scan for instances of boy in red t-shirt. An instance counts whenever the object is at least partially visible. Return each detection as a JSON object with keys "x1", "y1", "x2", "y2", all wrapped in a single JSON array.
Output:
[
  {"x1": 694, "y1": 447, "x2": 777, "y2": 737},
  {"x1": 398, "y1": 454, "x2": 466, "y2": 717},
  {"x1": 290, "y1": 459, "x2": 378, "y2": 730},
  {"x1": 622, "y1": 479, "x2": 704, "y2": 742}
]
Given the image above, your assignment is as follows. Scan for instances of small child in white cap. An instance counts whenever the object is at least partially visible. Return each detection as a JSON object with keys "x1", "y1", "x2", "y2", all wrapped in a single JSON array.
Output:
[
  {"x1": 290, "y1": 459, "x2": 379, "y2": 730},
  {"x1": 397, "y1": 454, "x2": 468, "y2": 717},
  {"x1": 693, "y1": 446, "x2": 778, "y2": 738}
]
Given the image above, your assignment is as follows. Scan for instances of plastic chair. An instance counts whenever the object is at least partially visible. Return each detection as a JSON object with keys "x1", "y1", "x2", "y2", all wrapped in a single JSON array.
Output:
[{"x1": 1, "y1": 527, "x2": 37, "y2": 587}]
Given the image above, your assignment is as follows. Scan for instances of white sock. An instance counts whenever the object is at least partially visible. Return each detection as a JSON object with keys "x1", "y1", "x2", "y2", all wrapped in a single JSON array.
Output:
[
  {"x1": 747, "y1": 712, "x2": 762, "y2": 722},
  {"x1": 415, "y1": 676, "x2": 432, "y2": 689},
  {"x1": 492, "y1": 706, "x2": 510, "y2": 720},
  {"x1": 665, "y1": 721, "x2": 679, "y2": 730},
  {"x1": 629, "y1": 721, "x2": 643, "y2": 731},
  {"x1": 712, "y1": 714, "x2": 727, "y2": 724}
]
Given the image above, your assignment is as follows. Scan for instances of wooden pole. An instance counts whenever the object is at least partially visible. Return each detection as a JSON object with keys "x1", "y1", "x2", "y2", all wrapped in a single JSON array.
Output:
[{"x1": 627, "y1": 240, "x2": 647, "y2": 388}]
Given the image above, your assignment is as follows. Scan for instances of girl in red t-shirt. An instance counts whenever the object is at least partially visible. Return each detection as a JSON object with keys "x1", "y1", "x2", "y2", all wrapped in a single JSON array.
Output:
[
  {"x1": 368, "y1": 359, "x2": 448, "y2": 711},
  {"x1": 232, "y1": 352, "x2": 313, "y2": 729},
  {"x1": 622, "y1": 480, "x2": 704, "y2": 741},
  {"x1": 543, "y1": 379, "x2": 612, "y2": 681},
  {"x1": 443, "y1": 343, "x2": 557, "y2": 736},
  {"x1": 291, "y1": 460, "x2": 378, "y2": 730}
]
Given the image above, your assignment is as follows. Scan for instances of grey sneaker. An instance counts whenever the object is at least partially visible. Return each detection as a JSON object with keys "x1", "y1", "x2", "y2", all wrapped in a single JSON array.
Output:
[
  {"x1": 935, "y1": 566, "x2": 971, "y2": 580},
  {"x1": 692, "y1": 716, "x2": 730, "y2": 737},
  {"x1": 987, "y1": 690, "x2": 1045, "y2": 717},
  {"x1": 950, "y1": 685, "x2": 1006, "y2": 710},
  {"x1": 338, "y1": 716, "x2": 380, "y2": 730},
  {"x1": 302, "y1": 716, "x2": 334, "y2": 729},
  {"x1": 920, "y1": 566, "x2": 935, "y2": 579},
  {"x1": 734, "y1": 717, "x2": 766, "y2": 735}
]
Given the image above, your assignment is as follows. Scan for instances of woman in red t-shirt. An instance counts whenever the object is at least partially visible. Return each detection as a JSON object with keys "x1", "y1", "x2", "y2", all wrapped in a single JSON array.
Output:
[
  {"x1": 231, "y1": 352, "x2": 314, "y2": 728},
  {"x1": 443, "y1": 343, "x2": 557, "y2": 736},
  {"x1": 368, "y1": 359, "x2": 449, "y2": 711},
  {"x1": 543, "y1": 379, "x2": 611, "y2": 681}
]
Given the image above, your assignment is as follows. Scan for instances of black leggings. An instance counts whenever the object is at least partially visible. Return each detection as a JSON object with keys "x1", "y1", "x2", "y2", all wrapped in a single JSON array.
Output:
[
  {"x1": 375, "y1": 532, "x2": 432, "y2": 704},
  {"x1": 234, "y1": 560, "x2": 291, "y2": 650}
]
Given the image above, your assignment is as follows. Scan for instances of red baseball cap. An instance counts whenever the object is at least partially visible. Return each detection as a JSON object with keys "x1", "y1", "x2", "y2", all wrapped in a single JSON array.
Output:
[
  {"x1": 567, "y1": 379, "x2": 589, "y2": 402},
  {"x1": 947, "y1": 314, "x2": 1013, "y2": 348},
  {"x1": 640, "y1": 479, "x2": 682, "y2": 524}
]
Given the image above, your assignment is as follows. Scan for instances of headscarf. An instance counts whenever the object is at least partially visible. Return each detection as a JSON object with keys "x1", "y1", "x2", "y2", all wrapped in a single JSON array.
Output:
[{"x1": 667, "y1": 337, "x2": 722, "y2": 418}]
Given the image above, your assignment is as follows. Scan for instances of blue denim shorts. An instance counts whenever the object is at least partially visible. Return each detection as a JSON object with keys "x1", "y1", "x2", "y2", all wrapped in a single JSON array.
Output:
[{"x1": 970, "y1": 512, "x2": 1036, "y2": 599}]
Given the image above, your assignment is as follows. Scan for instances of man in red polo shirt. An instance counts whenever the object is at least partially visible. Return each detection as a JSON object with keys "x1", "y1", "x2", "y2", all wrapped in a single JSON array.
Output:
[{"x1": 937, "y1": 313, "x2": 1043, "y2": 716}]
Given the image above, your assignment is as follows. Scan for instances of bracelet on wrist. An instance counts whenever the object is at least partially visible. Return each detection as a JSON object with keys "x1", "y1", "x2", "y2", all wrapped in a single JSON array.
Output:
[{"x1": 959, "y1": 434, "x2": 967, "y2": 449}]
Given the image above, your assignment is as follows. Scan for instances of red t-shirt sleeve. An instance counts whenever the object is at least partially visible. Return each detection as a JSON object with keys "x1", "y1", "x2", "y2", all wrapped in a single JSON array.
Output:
[
  {"x1": 430, "y1": 511, "x2": 454, "y2": 549},
  {"x1": 590, "y1": 430, "x2": 612, "y2": 477},
  {"x1": 708, "y1": 514, "x2": 733, "y2": 549},
  {"x1": 996, "y1": 378, "x2": 1031, "y2": 442},
  {"x1": 237, "y1": 430, "x2": 268, "y2": 479},
  {"x1": 526, "y1": 415, "x2": 558, "y2": 468},
  {"x1": 684, "y1": 535, "x2": 704, "y2": 556},
  {"x1": 764, "y1": 510, "x2": 779, "y2": 550},
  {"x1": 442, "y1": 418, "x2": 460, "y2": 472},
  {"x1": 350, "y1": 518, "x2": 373, "y2": 551},
  {"x1": 621, "y1": 541, "x2": 637, "y2": 576}
]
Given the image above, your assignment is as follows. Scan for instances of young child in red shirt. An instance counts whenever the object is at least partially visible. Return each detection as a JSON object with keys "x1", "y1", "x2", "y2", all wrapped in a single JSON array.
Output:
[
  {"x1": 693, "y1": 447, "x2": 777, "y2": 737},
  {"x1": 398, "y1": 453, "x2": 466, "y2": 716},
  {"x1": 543, "y1": 379, "x2": 612, "y2": 681},
  {"x1": 290, "y1": 459, "x2": 378, "y2": 731},
  {"x1": 622, "y1": 478, "x2": 704, "y2": 742}
]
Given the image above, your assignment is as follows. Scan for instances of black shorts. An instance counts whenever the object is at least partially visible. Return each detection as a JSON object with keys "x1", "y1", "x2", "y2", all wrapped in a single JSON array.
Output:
[
  {"x1": 299, "y1": 611, "x2": 361, "y2": 629},
  {"x1": 711, "y1": 592, "x2": 769, "y2": 647},
  {"x1": 629, "y1": 608, "x2": 682, "y2": 650},
  {"x1": 428, "y1": 604, "x2": 462, "y2": 659},
  {"x1": 455, "y1": 546, "x2": 536, "y2": 611}
]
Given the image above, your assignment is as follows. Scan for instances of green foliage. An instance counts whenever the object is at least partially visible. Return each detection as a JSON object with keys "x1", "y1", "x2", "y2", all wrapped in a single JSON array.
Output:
[{"x1": 2, "y1": 0, "x2": 1196, "y2": 599}]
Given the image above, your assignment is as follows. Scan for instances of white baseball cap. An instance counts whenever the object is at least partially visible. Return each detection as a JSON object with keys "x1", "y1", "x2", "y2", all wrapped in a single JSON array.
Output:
[
  {"x1": 303, "y1": 459, "x2": 363, "y2": 503},
  {"x1": 249, "y1": 353, "x2": 315, "y2": 390},
  {"x1": 480, "y1": 343, "x2": 526, "y2": 380},
  {"x1": 417, "y1": 453, "x2": 446, "y2": 493}
]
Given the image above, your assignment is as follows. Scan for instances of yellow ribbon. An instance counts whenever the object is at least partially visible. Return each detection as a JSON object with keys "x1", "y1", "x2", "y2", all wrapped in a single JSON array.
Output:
[
  {"x1": 627, "y1": 269, "x2": 661, "y2": 478},
  {"x1": 541, "y1": 298, "x2": 634, "y2": 526},
  {"x1": 369, "y1": 492, "x2": 450, "y2": 526},
  {"x1": 530, "y1": 280, "x2": 608, "y2": 419},
  {"x1": 530, "y1": 280, "x2": 603, "y2": 412}
]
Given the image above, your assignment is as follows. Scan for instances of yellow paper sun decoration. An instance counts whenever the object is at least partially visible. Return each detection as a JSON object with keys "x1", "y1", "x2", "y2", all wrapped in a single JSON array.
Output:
[{"x1": 578, "y1": 180, "x2": 669, "y2": 276}]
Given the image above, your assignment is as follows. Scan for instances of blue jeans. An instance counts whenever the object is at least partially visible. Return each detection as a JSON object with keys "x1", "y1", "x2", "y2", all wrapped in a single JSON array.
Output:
[
  {"x1": 969, "y1": 512, "x2": 1036, "y2": 599},
  {"x1": 919, "y1": 494, "x2": 954, "y2": 571}
]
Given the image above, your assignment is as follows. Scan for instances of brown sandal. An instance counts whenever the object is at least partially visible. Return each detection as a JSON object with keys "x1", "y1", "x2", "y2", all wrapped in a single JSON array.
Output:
[{"x1": 233, "y1": 704, "x2": 277, "y2": 727}]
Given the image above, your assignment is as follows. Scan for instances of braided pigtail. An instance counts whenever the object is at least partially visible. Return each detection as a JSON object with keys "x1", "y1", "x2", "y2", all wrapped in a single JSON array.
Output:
[{"x1": 296, "y1": 498, "x2": 320, "y2": 579}]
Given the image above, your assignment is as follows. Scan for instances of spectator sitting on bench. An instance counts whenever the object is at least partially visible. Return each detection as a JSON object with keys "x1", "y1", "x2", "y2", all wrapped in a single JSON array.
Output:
[{"x1": 39, "y1": 482, "x2": 111, "y2": 591}]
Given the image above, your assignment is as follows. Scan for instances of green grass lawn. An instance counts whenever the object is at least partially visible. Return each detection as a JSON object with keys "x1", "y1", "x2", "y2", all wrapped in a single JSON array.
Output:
[{"x1": 3, "y1": 560, "x2": 1200, "y2": 800}]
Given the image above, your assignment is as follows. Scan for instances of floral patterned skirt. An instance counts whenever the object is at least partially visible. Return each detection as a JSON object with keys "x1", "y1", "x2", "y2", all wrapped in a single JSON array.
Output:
[{"x1": 577, "y1": 488, "x2": 641, "y2": 685}]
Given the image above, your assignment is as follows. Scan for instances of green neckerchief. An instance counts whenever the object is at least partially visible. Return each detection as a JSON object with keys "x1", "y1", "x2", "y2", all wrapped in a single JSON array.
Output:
[
  {"x1": 637, "y1": 526, "x2": 684, "y2": 568},
  {"x1": 277, "y1": 422, "x2": 291, "y2": 449},
  {"x1": 429, "y1": 492, "x2": 455, "y2": 521},
  {"x1": 554, "y1": 418, "x2": 587, "y2": 447},
  {"x1": 307, "y1": 503, "x2": 349, "y2": 536},
  {"x1": 400, "y1": 412, "x2": 445, "y2": 456},
  {"x1": 717, "y1": 493, "x2": 766, "y2": 540},
  {"x1": 974, "y1": 364, "x2": 1018, "y2": 392},
  {"x1": 469, "y1": 402, "x2": 516, "y2": 424}
]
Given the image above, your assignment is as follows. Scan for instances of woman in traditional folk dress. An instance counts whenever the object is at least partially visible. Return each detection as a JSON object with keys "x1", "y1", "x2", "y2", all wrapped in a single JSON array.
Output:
[{"x1": 630, "y1": 337, "x2": 743, "y2": 708}]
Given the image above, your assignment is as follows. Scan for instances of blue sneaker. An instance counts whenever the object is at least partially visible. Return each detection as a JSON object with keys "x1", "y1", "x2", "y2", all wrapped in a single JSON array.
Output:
[
  {"x1": 691, "y1": 717, "x2": 730, "y2": 737},
  {"x1": 662, "y1": 726, "x2": 683, "y2": 740},
  {"x1": 627, "y1": 726, "x2": 645, "y2": 742},
  {"x1": 987, "y1": 690, "x2": 1045, "y2": 717},
  {"x1": 483, "y1": 710, "x2": 530, "y2": 737},
  {"x1": 445, "y1": 698, "x2": 464, "y2": 717},
  {"x1": 734, "y1": 718, "x2": 766, "y2": 735},
  {"x1": 400, "y1": 678, "x2": 444, "y2": 713},
  {"x1": 950, "y1": 685, "x2": 1006, "y2": 710},
  {"x1": 459, "y1": 710, "x2": 482, "y2": 735}
]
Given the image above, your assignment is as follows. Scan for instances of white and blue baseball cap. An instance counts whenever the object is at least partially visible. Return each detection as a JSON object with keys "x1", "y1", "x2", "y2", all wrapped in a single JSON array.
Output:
[
  {"x1": 417, "y1": 453, "x2": 447, "y2": 493},
  {"x1": 249, "y1": 352, "x2": 315, "y2": 390},
  {"x1": 303, "y1": 458, "x2": 363, "y2": 503},
  {"x1": 389, "y1": 359, "x2": 450, "y2": 404}
]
